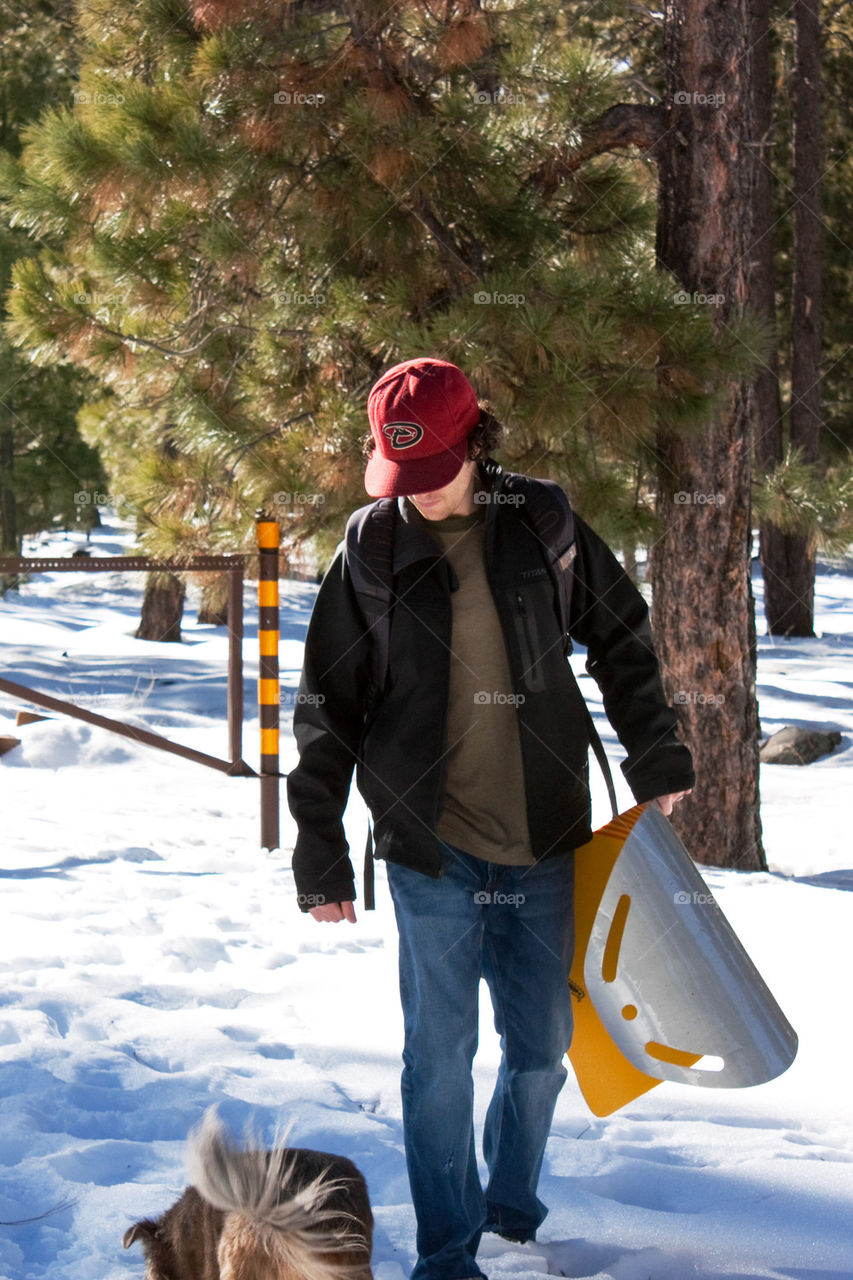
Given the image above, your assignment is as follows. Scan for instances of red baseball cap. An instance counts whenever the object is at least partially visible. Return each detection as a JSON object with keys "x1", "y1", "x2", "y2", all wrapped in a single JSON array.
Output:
[{"x1": 365, "y1": 358, "x2": 480, "y2": 498}]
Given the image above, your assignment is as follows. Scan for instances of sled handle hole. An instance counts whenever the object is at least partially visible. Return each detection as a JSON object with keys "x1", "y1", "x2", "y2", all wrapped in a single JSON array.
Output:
[{"x1": 601, "y1": 893, "x2": 631, "y2": 983}]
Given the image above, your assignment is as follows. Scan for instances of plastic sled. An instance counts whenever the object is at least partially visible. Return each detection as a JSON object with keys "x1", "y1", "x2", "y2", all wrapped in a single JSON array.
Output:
[{"x1": 567, "y1": 804, "x2": 798, "y2": 1117}]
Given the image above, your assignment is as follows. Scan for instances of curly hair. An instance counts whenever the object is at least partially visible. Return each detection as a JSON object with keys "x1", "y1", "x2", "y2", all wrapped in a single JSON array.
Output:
[
  {"x1": 466, "y1": 402, "x2": 503, "y2": 460},
  {"x1": 362, "y1": 401, "x2": 504, "y2": 461}
]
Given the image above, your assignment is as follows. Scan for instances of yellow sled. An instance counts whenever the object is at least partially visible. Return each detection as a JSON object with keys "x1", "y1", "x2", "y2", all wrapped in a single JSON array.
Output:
[{"x1": 568, "y1": 804, "x2": 798, "y2": 1117}]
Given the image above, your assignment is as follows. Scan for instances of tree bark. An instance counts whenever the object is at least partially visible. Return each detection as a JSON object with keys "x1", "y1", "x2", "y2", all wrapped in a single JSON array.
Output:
[
  {"x1": 649, "y1": 0, "x2": 766, "y2": 870},
  {"x1": 197, "y1": 572, "x2": 229, "y2": 626},
  {"x1": 0, "y1": 416, "x2": 19, "y2": 595},
  {"x1": 776, "y1": 0, "x2": 822, "y2": 637},
  {"x1": 136, "y1": 572, "x2": 186, "y2": 642},
  {"x1": 0, "y1": 423, "x2": 16, "y2": 545},
  {"x1": 751, "y1": 0, "x2": 794, "y2": 637}
]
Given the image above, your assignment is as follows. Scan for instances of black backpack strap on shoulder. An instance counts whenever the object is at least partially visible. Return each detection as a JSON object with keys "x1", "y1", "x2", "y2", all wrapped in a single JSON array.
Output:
[
  {"x1": 498, "y1": 465, "x2": 619, "y2": 821},
  {"x1": 344, "y1": 498, "x2": 397, "y2": 705},
  {"x1": 502, "y1": 469, "x2": 577, "y2": 658}
]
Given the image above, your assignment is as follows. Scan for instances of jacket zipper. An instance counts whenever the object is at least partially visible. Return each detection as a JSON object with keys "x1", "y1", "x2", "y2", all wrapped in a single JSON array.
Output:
[{"x1": 515, "y1": 591, "x2": 547, "y2": 693}]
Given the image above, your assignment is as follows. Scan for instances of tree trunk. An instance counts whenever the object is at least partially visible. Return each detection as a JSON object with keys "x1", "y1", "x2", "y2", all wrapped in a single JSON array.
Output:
[
  {"x1": 759, "y1": 0, "x2": 822, "y2": 638},
  {"x1": 779, "y1": 0, "x2": 822, "y2": 637},
  {"x1": 0, "y1": 415, "x2": 19, "y2": 595},
  {"x1": 0, "y1": 423, "x2": 15, "y2": 551},
  {"x1": 621, "y1": 543, "x2": 638, "y2": 585},
  {"x1": 761, "y1": 526, "x2": 817, "y2": 635},
  {"x1": 136, "y1": 572, "x2": 186, "y2": 642},
  {"x1": 751, "y1": 0, "x2": 796, "y2": 638},
  {"x1": 197, "y1": 572, "x2": 229, "y2": 626},
  {"x1": 649, "y1": 0, "x2": 766, "y2": 870}
]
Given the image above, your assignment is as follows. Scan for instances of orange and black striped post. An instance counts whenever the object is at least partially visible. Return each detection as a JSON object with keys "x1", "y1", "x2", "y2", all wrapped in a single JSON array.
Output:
[{"x1": 257, "y1": 512, "x2": 280, "y2": 850}]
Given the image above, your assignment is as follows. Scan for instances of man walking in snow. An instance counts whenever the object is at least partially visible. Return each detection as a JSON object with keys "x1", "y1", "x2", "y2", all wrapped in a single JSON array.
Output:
[{"x1": 287, "y1": 357, "x2": 693, "y2": 1280}]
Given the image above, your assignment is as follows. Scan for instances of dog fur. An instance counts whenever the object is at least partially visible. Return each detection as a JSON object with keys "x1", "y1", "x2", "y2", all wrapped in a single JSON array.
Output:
[{"x1": 123, "y1": 1110, "x2": 374, "y2": 1280}]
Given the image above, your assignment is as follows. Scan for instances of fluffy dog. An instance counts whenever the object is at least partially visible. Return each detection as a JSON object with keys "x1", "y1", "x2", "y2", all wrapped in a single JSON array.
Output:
[{"x1": 123, "y1": 1109, "x2": 373, "y2": 1280}]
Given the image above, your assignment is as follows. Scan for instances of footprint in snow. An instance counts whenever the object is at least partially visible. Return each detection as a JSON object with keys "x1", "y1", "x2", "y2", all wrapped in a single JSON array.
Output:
[
  {"x1": 297, "y1": 938, "x2": 384, "y2": 955},
  {"x1": 164, "y1": 937, "x2": 231, "y2": 971},
  {"x1": 48, "y1": 1138, "x2": 159, "y2": 1186},
  {"x1": 118, "y1": 986, "x2": 252, "y2": 1010},
  {"x1": 219, "y1": 1026, "x2": 295, "y2": 1060}
]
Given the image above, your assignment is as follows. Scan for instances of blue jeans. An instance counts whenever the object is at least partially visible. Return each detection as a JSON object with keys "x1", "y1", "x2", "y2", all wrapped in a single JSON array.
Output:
[{"x1": 386, "y1": 845, "x2": 574, "y2": 1280}]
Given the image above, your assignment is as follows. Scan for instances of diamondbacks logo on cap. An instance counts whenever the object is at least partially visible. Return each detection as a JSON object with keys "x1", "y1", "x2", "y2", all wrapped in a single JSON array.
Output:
[{"x1": 382, "y1": 422, "x2": 424, "y2": 450}]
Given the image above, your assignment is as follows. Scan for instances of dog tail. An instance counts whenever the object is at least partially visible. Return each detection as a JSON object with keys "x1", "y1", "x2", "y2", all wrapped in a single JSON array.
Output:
[{"x1": 186, "y1": 1109, "x2": 370, "y2": 1280}]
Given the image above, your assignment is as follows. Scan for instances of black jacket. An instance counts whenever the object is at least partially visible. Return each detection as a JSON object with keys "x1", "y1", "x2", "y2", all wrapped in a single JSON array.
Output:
[{"x1": 287, "y1": 479, "x2": 694, "y2": 905}]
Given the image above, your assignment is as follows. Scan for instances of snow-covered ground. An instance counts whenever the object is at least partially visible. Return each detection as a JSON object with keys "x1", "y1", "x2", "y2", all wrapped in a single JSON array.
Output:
[{"x1": 0, "y1": 517, "x2": 851, "y2": 1280}]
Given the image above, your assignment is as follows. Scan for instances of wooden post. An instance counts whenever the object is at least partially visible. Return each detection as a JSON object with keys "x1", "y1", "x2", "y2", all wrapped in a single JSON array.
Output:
[
  {"x1": 227, "y1": 565, "x2": 244, "y2": 771},
  {"x1": 257, "y1": 513, "x2": 280, "y2": 851}
]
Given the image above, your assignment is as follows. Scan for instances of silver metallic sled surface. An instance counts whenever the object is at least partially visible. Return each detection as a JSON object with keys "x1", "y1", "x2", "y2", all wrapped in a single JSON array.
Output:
[{"x1": 583, "y1": 806, "x2": 798, "y2": 1089}]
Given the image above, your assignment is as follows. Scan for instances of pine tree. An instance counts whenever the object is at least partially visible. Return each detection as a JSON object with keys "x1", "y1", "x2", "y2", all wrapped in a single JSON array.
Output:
[
  {"x1": 557, "y1": 1, "x2": 853, "y2": 628},
  {"x1": 4, "y1": 0, "x2": 752, "y2": 584},
  {"x1": 0, "y1": 2, "x2": 104, "y2": 589}
]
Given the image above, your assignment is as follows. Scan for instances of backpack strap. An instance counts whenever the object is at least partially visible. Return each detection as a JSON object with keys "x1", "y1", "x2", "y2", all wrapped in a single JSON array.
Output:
[
  {"x1": 363, "y1": 824, "x2": 376, "y2": 911},
  {"x1": 344, "y1": 499, "x2": 397, "y2": 706},
  {"x1": 500, "y1": 466, "x2": 577, "y2": 659},
  {"x1": 584, "y1": 704, "x2": 620, "y2": 820}
]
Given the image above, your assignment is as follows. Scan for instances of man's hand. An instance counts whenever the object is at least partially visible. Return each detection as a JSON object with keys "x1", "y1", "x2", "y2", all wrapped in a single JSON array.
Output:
[
  {"x1": 309, "y1": 901, "x2": 357, "y2": 924},
  {"x1": 651, "y1": 790, "x2": 692, "y2": 816}
]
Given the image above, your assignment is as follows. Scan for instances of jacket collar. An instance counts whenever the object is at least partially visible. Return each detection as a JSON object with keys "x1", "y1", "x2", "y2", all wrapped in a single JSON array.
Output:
[{"x1": 391, "y1": 497, "x2": 446, "y2": 574}]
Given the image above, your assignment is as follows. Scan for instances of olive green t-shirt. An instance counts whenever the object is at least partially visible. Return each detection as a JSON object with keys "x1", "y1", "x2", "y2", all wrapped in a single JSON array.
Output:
[{"x1": 412, "y1": 504, "x2": 534, "y2": 865}]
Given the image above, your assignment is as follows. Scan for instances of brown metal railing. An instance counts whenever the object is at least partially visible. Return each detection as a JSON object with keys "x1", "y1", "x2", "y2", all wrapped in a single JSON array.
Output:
[{"x1": 0, "y1": 553, "x2": 256, "y2": 782}]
